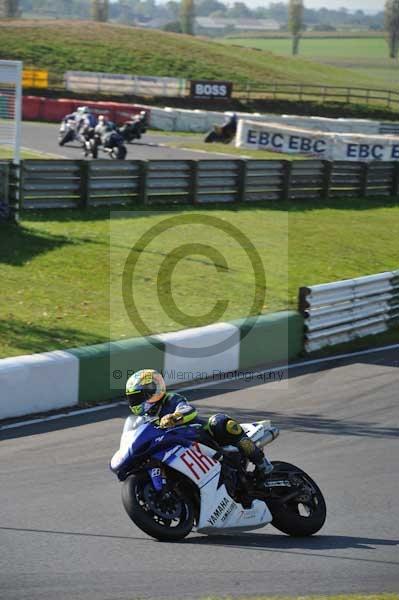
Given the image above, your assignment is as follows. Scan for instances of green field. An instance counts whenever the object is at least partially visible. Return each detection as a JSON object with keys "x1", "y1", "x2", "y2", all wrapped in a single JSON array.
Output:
[
  {"x1": 1, "y1": 199, "x2": 399, "y2": 358},
  {"x1": 0, "y1": 20, "x2": 388, "y2": 90},
  {"x1": 222, "y1": 36, "x2": 398, "y2": 89}
]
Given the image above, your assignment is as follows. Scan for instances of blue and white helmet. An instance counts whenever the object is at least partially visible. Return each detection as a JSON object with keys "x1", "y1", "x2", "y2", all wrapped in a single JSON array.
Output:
[{"x1": 125, "y1": 369, "x2": 166, "y2": 415}]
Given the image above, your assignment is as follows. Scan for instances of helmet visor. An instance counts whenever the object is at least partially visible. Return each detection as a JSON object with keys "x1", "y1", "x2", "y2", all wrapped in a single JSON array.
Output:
[{"x1": 126, "y1": 389, "x2": 152, "y2": 408}]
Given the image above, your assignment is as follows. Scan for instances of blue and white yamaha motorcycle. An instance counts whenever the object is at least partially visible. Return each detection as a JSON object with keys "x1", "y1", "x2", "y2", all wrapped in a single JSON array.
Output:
[{"x1": 110, "y1": 416, "x2": 326, "y2": 541}]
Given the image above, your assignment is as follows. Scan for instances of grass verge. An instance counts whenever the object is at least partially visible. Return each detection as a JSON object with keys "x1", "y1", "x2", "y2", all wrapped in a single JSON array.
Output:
[
  {"x1": 0, "y1": 147, "x2": 58, "y2": 159},
  {"x1": 164, "y1": 139, "x2": 299, "y2": 159},
  {"x1": 1, "y1": 198, "x2": 399, "y2": 358},
  {"x1": 0, "y1": 20, "x2": 387, "y2": 91}
]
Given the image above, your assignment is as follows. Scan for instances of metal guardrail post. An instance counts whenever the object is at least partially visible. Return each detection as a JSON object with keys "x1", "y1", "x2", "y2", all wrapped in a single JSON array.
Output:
[
  {"x1": 246, "y1": 82, "x2": 251, "y2": 103},
  {"x1": 237, "y1": 159, "x2": 247, "y2": 203},
  {"x1": 322, "y1": 160, "x2": 333, "y2": 200},
  {"x1": 137, "y1": 160, "x2": 148, "y2": 205},
  {"x1": 391, "y1": 162, "x2": 399, "y2": 198},
  {"x1": 15, "y1": 160, "x2": 24, "y2": 214},
  {"x1": 0, "y1": 162, "x2": 11, "y2": 223},
  {"x1": 79, "y1": 161, "x2": 89, "y2": 209},
  {"x1": 298, "y1": 286, "x2": 310, "y2": 315},
  {"x1": 281, "y1": 160, "x2": 292, "y2": 201},
  {"x1": 360, "y1": 162, "x2": 370, "y2": 197},
  {"x1": 188, "y1": 160, "x2": 198, "y2": 204}
]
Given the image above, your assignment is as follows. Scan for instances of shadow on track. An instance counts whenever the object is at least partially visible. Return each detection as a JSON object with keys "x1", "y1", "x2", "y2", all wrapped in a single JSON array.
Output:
[
  {"x1": 183, "y1": 532, "x2": 399, "y2": 566},
  {"x1": 185, "y1": 532, "x2": 399, "y2": 552},
  {"x1": 2, "y1": 526, "x2": 398, "y2": 566}
]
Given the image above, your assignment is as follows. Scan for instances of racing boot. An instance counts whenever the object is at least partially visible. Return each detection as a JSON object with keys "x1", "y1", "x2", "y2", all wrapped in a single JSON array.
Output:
[
  {"x1": 254, "y1": 456, "x2": 274, "y2": 489},
  {"x1": 238, "y1": 436, "x2": 273, "y2": 489}
]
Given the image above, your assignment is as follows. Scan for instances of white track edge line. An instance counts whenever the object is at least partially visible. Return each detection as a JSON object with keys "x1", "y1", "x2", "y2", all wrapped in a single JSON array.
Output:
[{"x1": 2, "y1": 342, "x2": 398, "y2": 432}]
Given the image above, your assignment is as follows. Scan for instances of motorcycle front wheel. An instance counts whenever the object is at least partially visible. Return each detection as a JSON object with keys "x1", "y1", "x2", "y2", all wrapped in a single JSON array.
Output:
[
  {"x1": 122, "y1": 474, "x2": 195, "y2": 541},
  {"x1": 59, "y1": 130, "x2": 74, "y2": 146},
  {"x1": 204, "y1": 130, "x2": 219, "y2": 143},
  {"x1": 269, "y1": 461, "x2": 326, "y2": 537}
]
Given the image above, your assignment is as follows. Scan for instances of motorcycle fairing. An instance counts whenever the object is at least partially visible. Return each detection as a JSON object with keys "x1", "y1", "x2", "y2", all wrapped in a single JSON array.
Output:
[
  {"x1": 166, "y1": 442, "x2": 272, "y2": 532},
  {"x1": 110, "y1": 422, "x2": 197, "y2": 474},
  {"x1": 111, "y1": 419, "x2": 273, "y2": 533}
]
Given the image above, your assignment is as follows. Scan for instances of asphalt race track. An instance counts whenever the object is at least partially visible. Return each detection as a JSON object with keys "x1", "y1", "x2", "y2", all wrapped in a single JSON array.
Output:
[
  {"x1": 21, "y1": 121, "x2": 238, "y2": 161},
  {"x1": 1, "y1": 347, "x2": 398, "y2": 600}
]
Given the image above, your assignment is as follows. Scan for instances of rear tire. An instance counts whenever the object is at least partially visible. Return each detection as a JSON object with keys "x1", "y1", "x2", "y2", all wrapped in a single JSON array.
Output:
[
  {"x1": 122, "y1": 474, "x2": 195, "y2": 541},
  {"x1": 269, "y1": 461, "x2": 326, "y2": 537}
]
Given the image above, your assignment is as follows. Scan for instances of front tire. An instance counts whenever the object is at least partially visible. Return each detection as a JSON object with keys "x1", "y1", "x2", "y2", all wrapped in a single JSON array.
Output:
[
  {"x1": 269, "y1": 461, "x2": 326, "y2": 537},
  {"x1": 59, "y1": 129, "x2": 74, "y2": 146},
  {"x1": 204, "y1": 130, "x2": 218, "y2": 143},
  {"x1": 122, "y1": 474, "x2": 195, "y2": 541}
]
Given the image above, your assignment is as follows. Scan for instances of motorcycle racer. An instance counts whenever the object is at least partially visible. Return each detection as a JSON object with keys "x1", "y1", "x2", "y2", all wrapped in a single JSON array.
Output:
[{"x1": 124, "y1": 369, "x2": 273, "y2": 487}]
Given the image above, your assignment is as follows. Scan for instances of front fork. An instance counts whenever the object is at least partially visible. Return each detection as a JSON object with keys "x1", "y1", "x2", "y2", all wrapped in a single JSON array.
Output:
[{"x1": 148, "y1": 466, "x2": 166, "y2": 492}]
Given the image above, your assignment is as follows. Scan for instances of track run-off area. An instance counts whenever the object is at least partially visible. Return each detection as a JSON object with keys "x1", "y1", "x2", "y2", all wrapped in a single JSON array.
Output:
[{"x1": 1, "y1": 347, "x2": 398, "y2": 600}]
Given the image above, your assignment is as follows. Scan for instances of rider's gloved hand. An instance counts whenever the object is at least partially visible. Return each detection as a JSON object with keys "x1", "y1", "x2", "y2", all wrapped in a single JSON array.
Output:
[{"x1": 159, "y1": 412, "x2": 183, "y2": 428}]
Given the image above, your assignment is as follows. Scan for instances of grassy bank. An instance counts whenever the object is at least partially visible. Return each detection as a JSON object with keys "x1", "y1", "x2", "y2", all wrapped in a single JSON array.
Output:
[
  {"x1": 1, "y1": 199, "x2": 399, "y2": 358},
  {"x1": 221, "y1": 36, "x2": 396, "y2": 89},
  {"x1": 0, "y1": 20, "x2": 386, "y2": 90}
]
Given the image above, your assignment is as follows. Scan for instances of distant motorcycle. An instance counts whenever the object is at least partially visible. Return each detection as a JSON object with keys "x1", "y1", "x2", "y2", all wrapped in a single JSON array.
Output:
[
  {"x1": 84, "y1": 130, "x2": 127, "y2": 160},
  {"x1": 58, "y1": 118, "x2": 81, "y2": 146},
  {"x1": 118, "y1": 115, "x2": 147, "y2": 144},
  {"x1": 204, "y1": 118, "x2": 237, "y2": 144}
]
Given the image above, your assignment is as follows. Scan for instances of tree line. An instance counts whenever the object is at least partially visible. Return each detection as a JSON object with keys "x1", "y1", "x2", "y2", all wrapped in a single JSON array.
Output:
[{"x1": 2, "y1": 1, "x2": 399, "y2": 60}]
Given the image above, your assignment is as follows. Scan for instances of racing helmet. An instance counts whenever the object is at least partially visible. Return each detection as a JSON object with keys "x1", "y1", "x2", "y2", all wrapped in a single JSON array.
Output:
[
  {"x1": 78, "y1": 106, "x2": 90, "y2": 114},
  {"x1": 126, "y1": 369, "x2": 166, "y2": 415}
]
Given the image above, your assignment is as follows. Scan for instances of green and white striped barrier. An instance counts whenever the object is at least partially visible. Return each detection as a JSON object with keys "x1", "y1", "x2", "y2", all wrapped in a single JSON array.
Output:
[{"x1": 0, "y1": 311, "x2": 303, "y2": 421}]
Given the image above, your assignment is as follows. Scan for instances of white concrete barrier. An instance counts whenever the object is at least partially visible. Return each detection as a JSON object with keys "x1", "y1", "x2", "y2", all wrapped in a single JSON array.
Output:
[
  {"x1": 156, "y1": 322, "x2": 240, "y2": 386},
  {"x1": 147, "y1": 105, "x2": 394, "y2": 136},
  {"x1": 0, "y1": 351, "x2": 79, "y2": 420}
]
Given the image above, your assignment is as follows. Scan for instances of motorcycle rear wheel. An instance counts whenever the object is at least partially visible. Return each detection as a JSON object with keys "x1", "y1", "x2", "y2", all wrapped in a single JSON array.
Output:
[
  {"x1": 122, "y1": 474, "x2": 195, "y2": 541},
  {"x1": 269, "y1": 461, "x2": 326, "y2": 537}
]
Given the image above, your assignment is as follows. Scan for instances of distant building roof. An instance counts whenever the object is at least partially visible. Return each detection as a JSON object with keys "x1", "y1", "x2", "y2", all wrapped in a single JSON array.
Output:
[
  {"x1": 195, "y1": 17, "x2": 281, "y2": 31},
  {"x1": 136, "y1": 17, "x2": 170, "y2": 29}
]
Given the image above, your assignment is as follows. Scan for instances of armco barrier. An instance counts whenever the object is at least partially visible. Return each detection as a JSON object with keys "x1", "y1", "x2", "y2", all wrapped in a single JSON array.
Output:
[
  {"x1": 0, "y1": 311, "x2": 304, "y2": 419},
  {"x1": 11, "y1": 158, "x2": 399, "y2": 211},
  {"x1": 19, "y1": 160, "x2": 83, "y2": 209},
  {"x1": 299, "y1": 271, "x2": 399, "y2": 352}
]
